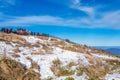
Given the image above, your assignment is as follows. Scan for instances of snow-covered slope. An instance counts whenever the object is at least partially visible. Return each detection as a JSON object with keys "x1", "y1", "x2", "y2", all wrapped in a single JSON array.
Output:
[{"x1": 0, "y1": 32, "x2": 120, "y2": 80}]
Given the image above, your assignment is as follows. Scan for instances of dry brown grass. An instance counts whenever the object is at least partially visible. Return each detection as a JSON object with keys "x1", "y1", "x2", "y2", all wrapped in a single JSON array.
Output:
[
  {"x1": 50, "y1": 38, "x2": 58, "y2": 42},
  {"x1": 22, "y1": 43, "x2": 33, "y2": 48},
  {"x1": 39, "y1": 36, "x2": 48, "y2": 40},
  {"x1": 51, "y1": 66, "x2": 60, "y2": 76},
  {"x1": 31, "y1": 61, "x2": 40, "y2": 71},
  {"x1": 42, "y1": 45, "x2": 53, "y2": 54},
  {"x1": 51, "y1": 59, "x2": 75, "y2": 77},
  {"x1": 83, "y1": 53, "x2": 95, "y2": 64},
  {"x1": 32, "y1": 44, "x2": 40, "y2": 47},
  {"x1": 51, "y1": 66, "x2": 75, "y2": 77},
  {"x1": 52, "y1": 40, "x2": 66, "y2": 47},
  {"x1": 58, "y1": 67, "x2": 75, "y2": 76},
  {"x1": 12, "y1": 53, "x2": 20, "y2": 58},
  {"x1": 67, "y1": 62, "x2": 77, "y2": 68},
  {"x1": 76, "y1": 65, "x2": 109, "y2": 80},
  {"x1": 90, "y1": 48, "x2": 114, "y2": 57},
  {"x1": 0, "y1": 56, "x2": 40, "y2": 80},
  {"x1": 106, "y1": 59, "x2": 120, "y2": 72},
  {"x1": 52, "y1": 59, "x2": 61, "y2": 67},
  {"x1": 51, "y1": 41, "x2": 89, "y2": 54},
  {"x1": 51, "y1": 59, "x2": 61, "y2": 76},
  {"x1": 13, "y1": 47, "x2": 19, "y2": 53},
  {"x1": 31, "y1": 50, "x2": 45, "y2": 55},
  {"x1": 0, "y1": 32, "x2": 25, "y2": 42},
  {"x1": 76, "y1": 58, "x2": 119, "y2": 80}
]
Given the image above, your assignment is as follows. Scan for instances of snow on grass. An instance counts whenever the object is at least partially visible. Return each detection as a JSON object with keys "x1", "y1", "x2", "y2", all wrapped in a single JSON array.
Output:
[
  {"x1": 91, "y1": 53, "x2": 119, "y2": 60},
  {"x1": 0, "y1": 35, "x2": 120, "y2": 80},
  {"x1": 55, "y1": 73, "x2": 87, "y2": 80},
  {"x1": 0, "y1": 42, "x2": 14, "y2": 54},
  {"x1": 53, "y1": 48, "x2": 89, "y2": 66},
  {"x1": 105, "y1": 73, "x2": 120, "y2": 80},
  {"x1": 22, "y1": 36, "x2": 39, "y2": 44},
  {"x1": 26, "y1": 47, "x2": 89, "y2": 79},
  {"x1": 22, "y1": 36, "x2": 44, "y2": 44},
  {"x1": 15, "y1": 57, "x2": 31, "y2": 68},
  {"x1": 0, "y1": 36, "x2": 90, "y2": 79}
]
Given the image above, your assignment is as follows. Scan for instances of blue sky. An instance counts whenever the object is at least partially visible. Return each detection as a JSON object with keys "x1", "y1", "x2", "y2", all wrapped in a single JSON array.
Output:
[{"x1": 0, "y1": 0, "x2": 120, "y2": 46}]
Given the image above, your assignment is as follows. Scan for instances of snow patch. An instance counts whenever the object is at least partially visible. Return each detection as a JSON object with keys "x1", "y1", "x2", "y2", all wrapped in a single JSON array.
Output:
[{"x1": 105, "y1": 73, "x2": 120, "y2": 80}]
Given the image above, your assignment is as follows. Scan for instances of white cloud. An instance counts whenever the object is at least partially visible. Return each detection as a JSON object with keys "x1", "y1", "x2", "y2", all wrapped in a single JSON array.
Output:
[
  {"x1": 6, "y1": 0, "x2": 16, "y2": 5},
  {"x1": 73, "y1": 0, "x2": 80, "y2": 5},
  {"x1": 0, "y1": 10, "x2": 120, "y2": 29},
  {"x1": 92, "y1": 10, "x2": 120, "y2": 29},
  {"x1": 78, "y1": 6, "x2": 95, "y2": 16},
  {"x1": 0, "y1": 16, "x2": 65, "y2": 26},
  {"x1": 0, "y1": 0, "x2": 16, "y2": 8},
  {"x1": 71, "y1": 0, "x2": 95, "y2": 17}
]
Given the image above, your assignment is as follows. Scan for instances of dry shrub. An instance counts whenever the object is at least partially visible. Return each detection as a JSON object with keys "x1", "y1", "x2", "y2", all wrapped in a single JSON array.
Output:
[
  {"x1": 51, "y1": 66, "x2": 60, "y2": 76},
  {"x1": 31, "y1": 61, "x2": 40, "y2": 70},
  {"x1": 65, "y1": 77, "x2": 74, "y2": 80},
  {"x1": 12, "y1": 53, "x2": 20, "y2": 58},
  {"x1": 22, "y1": 70, "x2": 40, "y2": 80},
  {"x1": 106, "y1": 59, "x2": 120, "y2": 72},
  {"x1": 51, "y1": 66, "x2": 75, "y2": 77},
  {"x1": 31, "y1": 50, "x2": 45, "y2": 55},
  {"x1": 76, "y1": 58, "x2": 113, "y2": 79},
  {"x1": 50, "y1": 38, "x2": 58, "y2": 42},
  {"x1": 39, "y1": 36, "x2": 48, "y2": 40},
  {"x1": 76, "y1": 62, "x2": 110, "y2": 80},
  {"x1": 45, "y1": 49, "x2": 53, "y2": 54},
  {"x1": 51, "y1": 59, "x2": 61, "y2": 76},
  {"x1": 58, "y1": 68, "x2": 75, "y2": 76},
  {"x1": 51, "y1": 59, "x2": 75, "y2": 76},
  {"x1": 33, "y1": 44, "x2": 40, "y2": 47},
  {"x1": 83, "y1": 53, "x2": 94, "y2": 64},
  {"x1": 52, "y1": 59, "x2": 61, "y2": 67},
  {"x1": 77, "y1": 47, "x2": 86, "y2": 53},
  {"x1": 55, "y1": 43, "x2": 86, "y2": 53},
  {"x1": 13, "y1": 47, "x2": 19, "y2": 53},
  {"x1": 0, "y1": 56, "x2": 40, "y2": 80},
  {"x1": 67, "y1": 62, "x2": 77, "y2": 68},
  {"x1": 22, "y1": 43, "x2": 33, "y2": 48},
  {"x1": 64, "y1": 46, "x2": 76, "y2": 52},
  {"x1": 53, "y1": 40, "x2": 65, "y2": 46},
  {"x1": 26, "y1": 57, "x2": 32, "y2": 61},
  {"x1": 42, "y1": 45, "x2": 53, "y2": 54}
]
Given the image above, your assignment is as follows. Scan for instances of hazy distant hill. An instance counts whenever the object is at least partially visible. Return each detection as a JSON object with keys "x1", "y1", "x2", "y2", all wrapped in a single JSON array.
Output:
[
  {"x1": 105, "y1": 48, "x2": 120, "y2": 56},
  {"x1": 93, "y1": 46, "x2": 120, "y2": 56}
]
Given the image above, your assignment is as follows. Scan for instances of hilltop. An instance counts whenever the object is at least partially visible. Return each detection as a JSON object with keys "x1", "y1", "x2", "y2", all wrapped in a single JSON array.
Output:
[{"x1": 0, "y1": 32, "x2": 120, "y2": 80}]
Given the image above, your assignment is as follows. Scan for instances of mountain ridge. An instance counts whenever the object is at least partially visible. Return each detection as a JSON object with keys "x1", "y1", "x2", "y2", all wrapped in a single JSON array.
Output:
[
  {"x1": 106, "y1": 48, "x2": 120, "y2": 56},
  {"x1": 93, "y1": 46, "x2": 120, "y2": 56}
]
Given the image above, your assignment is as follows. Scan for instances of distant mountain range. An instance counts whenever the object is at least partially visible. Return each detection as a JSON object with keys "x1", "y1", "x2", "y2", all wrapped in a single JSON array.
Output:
[
  {"x1": 93, "y1": 46, "x2": 120, "y2": 56},
  {"x1": 106, "y1": 48, "x2": 120, "y2": 55}
]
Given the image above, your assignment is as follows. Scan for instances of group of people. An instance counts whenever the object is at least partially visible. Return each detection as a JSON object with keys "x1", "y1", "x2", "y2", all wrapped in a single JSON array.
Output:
[
  {"x1": 0, "y1": 28, "x2": 41, "y2": 36},
  {"x1": 0, "y1": 28, "x2": 71, "y2": 43}
]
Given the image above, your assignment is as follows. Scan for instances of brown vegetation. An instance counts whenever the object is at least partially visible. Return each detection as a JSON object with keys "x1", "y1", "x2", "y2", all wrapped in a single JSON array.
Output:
[
  {"x1": 31, "y1": 61, "x2": 40, "y2": 71},
  {"x1": 0, "y1": 56, "x2": 40, "y2": 80},
  {"x1": 51, "y1": 59, "x2": 75, "y2": 77},
  {"x1": 39, "y1": 36, "x2": 48, "y2": 40},
  {"x1": 12, "y1": 53, "x2": 20, "y2": 58},
  {"x1": 0, "y1": 32, "x2": 25, "y2": 42},
  {"x1": 31, "y1": 50, "x2": 45, "y2": 55}
]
